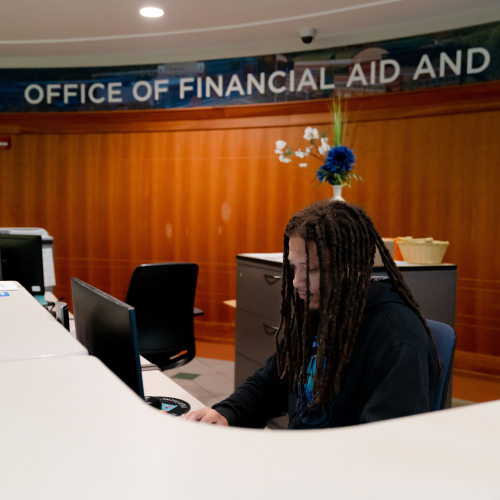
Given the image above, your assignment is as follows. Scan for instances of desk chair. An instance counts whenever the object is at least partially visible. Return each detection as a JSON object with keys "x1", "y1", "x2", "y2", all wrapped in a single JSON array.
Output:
[
  {"x1": 427, "y1": 320, "x2": 456, "y2": 410},
  {"x1": 125, "y1": 263, "x2": 203, "y2": 371}
]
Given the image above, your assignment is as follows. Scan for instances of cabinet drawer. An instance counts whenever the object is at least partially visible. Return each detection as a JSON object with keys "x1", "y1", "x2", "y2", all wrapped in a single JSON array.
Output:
[
  {"x1": 236, "y1": 261, "x2": 282, "y2": 321},
  {"x1": 235, "y1": 309, "x2": 279, "y2": 366}
]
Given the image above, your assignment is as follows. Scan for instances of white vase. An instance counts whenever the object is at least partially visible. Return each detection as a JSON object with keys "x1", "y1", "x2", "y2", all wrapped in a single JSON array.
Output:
[{"x1": 332, "y1": 184, "x2": 345, "y2": 202}]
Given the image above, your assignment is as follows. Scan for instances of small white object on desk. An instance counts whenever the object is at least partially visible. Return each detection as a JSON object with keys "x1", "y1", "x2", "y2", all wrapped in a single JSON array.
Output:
[{"x1": 0, "y1": 281, "x2": 20, "y2": 291}]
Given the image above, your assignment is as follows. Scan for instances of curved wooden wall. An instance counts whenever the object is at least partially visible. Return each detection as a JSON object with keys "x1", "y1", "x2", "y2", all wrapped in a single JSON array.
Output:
[{"x1": 1, "y1": 81, "x2": 499, "y2": 374}]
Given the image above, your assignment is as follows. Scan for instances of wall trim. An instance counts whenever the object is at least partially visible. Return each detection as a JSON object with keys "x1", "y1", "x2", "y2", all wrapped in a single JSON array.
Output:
[{"x1": 454, "y1": 350, "x2": 500, "y2": 377}]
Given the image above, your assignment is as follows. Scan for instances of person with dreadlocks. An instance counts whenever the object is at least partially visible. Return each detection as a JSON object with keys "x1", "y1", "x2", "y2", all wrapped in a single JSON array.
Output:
[{"x1": 181, "y1": 200, "x2": 440, "y2": 429}]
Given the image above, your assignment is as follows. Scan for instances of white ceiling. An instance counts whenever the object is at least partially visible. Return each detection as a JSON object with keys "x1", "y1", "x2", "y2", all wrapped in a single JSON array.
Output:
[{"x1": 1, "y1": 0, "x2": 500, "y2": 68}]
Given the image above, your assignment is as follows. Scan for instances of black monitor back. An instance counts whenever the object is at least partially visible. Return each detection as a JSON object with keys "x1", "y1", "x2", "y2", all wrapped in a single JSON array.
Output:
[
  {"x1": 71, "y1": 278, "x2": 144, "y2": 399},
  {"x1": 0, "y1": 234, "x2": 44, "y2": 295}
]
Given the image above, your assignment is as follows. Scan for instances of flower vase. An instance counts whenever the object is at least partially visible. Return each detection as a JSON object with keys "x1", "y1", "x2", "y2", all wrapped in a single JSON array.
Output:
[{"x1": 332, "y1": 184, "x2": 345, "y2": 202}]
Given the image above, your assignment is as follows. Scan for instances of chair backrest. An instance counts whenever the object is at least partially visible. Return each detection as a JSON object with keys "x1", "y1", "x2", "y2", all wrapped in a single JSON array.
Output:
[
  {"x1": 125, "y1": 263, "x2": 198, "y2": 358},
  {"x1": 427, "y1": 319, "x2": 456, "y2": 410}
]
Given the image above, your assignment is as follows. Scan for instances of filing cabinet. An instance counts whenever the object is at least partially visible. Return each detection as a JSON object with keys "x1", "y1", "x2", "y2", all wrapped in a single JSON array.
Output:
[{"x1": 235, "y1": 255, "x2": 287, "y2": 428}]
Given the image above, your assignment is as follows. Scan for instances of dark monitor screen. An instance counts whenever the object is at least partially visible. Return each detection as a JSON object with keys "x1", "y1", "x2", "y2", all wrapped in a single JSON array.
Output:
[
  {"x1": 0, "y1": 234, "x2": 44, "y2": 295},
  {"x1": 71, "y1": 277, "x2": 144, "y2": 399}
]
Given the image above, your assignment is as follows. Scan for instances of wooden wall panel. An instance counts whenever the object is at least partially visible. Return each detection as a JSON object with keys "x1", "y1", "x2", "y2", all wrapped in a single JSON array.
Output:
[
  {"x1": 345, "y1": 105, "x2": 500, "y2": 364},
  {"x1": 0, "y1": 82, "x2": 499, "y2": 370}
]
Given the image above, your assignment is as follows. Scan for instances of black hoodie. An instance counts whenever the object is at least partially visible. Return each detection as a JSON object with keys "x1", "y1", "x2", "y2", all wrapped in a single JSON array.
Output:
[{"x1": 213, "y1": 279, "x2": 438, "y2": 429}]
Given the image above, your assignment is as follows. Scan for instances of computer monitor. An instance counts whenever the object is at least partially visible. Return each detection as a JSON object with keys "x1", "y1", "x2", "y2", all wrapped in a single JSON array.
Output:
[
  {"x1": 71, "y1": 277, "x2": 144, "y2": 399},
  {"x1": 0, "y1": 234, "x2": 45, "y2": 296}
]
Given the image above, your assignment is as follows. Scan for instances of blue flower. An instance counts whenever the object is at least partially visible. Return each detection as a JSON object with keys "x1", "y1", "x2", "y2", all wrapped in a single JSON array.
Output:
[
  {"x1": 316, "y1": 167, "x2": 331, "y2": 184},
  {"x1": 323, "y1": 146, "x2": 355, "y2": 174},
  {"x1": 316, "y1": 146, "x2": 356, "y2": 185}
]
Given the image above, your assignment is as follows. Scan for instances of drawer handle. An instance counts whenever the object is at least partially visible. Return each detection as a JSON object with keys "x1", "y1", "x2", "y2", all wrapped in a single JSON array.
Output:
[
  {"x1": 263, "y1": 323, "x2": 279, "y2": 335},
  {"x1": 263, "y1": 274, "x2": 281, "y2": 285}
]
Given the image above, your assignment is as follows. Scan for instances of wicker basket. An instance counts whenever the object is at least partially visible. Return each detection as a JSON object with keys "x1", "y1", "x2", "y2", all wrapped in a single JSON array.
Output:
[{"x1": 396, "y1": 237, "x2": 449, "y2": 264}]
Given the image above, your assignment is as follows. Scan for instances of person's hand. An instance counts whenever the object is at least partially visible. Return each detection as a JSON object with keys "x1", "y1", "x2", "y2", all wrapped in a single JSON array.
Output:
[{"x1": 180, "y1": 406, "x2": 229, "y2": 425}]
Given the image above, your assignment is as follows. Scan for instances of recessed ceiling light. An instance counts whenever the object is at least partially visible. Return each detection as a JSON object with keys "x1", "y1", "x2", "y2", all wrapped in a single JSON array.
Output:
[{"x1": 140, "y1": 7, "x2": 164, "y2": 17}]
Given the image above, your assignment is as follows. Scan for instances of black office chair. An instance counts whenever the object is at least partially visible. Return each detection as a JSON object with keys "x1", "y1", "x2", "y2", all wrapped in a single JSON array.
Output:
[
  {"x1": 427, "y1": 320, "x2": 456, "y2": 410},
  {"x1": 125, "y1": 263, "x2": 203, "y2": 371}
]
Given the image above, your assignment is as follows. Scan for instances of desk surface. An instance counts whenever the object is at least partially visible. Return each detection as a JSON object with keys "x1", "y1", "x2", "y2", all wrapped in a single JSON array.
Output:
[
  {"x1": 0, "y1": 356, "x2": 205, "y2": 499},
  {"x1": 1, "y1": 354, "x2": 500, "y2": 499},
  {"x1": 0, "y1": 283, "x2": 87, "y2": 361},
  {"x1": 3, "y1": 285, "x2": 500, "y2": 499}
]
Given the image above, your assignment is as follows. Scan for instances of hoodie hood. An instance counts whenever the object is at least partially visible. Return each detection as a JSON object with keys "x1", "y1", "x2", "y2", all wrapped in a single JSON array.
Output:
[{"x1": 363, "y1": 278, "x2": 408, "y2": 316}]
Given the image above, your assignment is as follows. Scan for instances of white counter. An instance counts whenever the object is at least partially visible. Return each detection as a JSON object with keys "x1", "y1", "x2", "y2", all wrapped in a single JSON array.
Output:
[
  {"x1": 1, "y1": 354, "x2": 500, "y2": 499},
  {"x1": 1, "y1": 283, "x2": 499, "y2": 500},
  {"x1": 0, "y1": 282, "x2": 87, "y2": 361}
]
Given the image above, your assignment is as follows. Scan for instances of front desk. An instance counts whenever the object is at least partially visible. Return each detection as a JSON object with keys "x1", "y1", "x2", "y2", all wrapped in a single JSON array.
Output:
[
  {"x1": 2, "y1": 356, "x2": 500, "y2": 499},
  {"x1": 0, "y1": 283, "x2": 88, "y2": 361},
  {"x1": 2, "y1": 282, "x2": 500, "y2": 499}
]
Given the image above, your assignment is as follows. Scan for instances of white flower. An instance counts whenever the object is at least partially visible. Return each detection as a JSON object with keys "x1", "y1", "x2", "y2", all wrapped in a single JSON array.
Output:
[
  {"x1": 318, "y1": 137, "x2": 331, "y2": 155},
  {"x1": 275, "y1": 140, "x2": 287, "y2": 151},
  {"x1": 279, "y1": 154, "x2": 292, "y2": 163},
  {"x1": 303, "y1": 127, "x2": 319, "y2": 141},
  {"x1": 295, "y1": 149, "x2": 306, "y2": 158},
  {"x1": 299, "y1": 163, "x2": 308, "y2": 167},
  {"x1": 305, "y1": 146, "x2": 312, "y2": 156}
]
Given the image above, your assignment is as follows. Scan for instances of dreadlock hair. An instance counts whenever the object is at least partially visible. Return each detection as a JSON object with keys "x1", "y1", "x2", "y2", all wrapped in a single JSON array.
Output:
[{"x1": 275, "y1": 200, "x2": 442, "y2": 410}]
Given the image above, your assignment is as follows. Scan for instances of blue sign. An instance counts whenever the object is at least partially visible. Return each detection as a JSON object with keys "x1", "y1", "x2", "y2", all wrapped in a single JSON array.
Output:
[
  {"x1": 0, "y1": 292, "x2": 10, "y2": 297},
  {"x1": 0, "y1": 21, "x2": 498, "y2": 113}
]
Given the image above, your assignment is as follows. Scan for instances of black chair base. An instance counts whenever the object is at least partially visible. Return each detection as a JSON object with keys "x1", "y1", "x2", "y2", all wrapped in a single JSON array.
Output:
[{"x1": 142, "y1": 349, "x2": 196, "y2": 372}]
